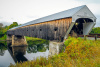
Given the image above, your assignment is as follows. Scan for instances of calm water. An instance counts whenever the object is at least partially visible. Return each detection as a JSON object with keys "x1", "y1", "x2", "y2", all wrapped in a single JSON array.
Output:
[{"x1": 0, "y1": 40, "x2": 49, "y2": 67}]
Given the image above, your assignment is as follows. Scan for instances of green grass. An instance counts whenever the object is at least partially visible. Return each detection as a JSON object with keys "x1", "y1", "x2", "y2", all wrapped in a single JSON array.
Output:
[
  {"x1": 26, "y1": 36, "x2": 49, "y2": 47},
  {"x1": 10, "y1": 37, "x2": 100, "y2": 67},
  {"x1": 26, "y1": 36, "x2": 44, "y2": 41}
]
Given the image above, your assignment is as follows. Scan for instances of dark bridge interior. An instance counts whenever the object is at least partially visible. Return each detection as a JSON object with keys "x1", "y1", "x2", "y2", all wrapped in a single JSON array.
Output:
[{"x1": 70, "y1": 18, "x2": 93, "y2": 35}]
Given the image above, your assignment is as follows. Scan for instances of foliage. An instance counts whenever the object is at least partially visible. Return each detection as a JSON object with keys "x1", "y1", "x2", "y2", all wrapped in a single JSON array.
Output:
[
  {"x1": 90, "y1": 27, "x2": 100, "y2": 34},
  {"x1": 10, "y1": 37, "x2": 100, "y2": 67},
  {"x1": 0, "y1": 41, "x2": 7, "y2": 56},
  {"x1": 0, "y1": 41, "x2": 7, "y2": 49},
  {"x1": 0, "y1": 22, "x2": 19, "y2": 40},
  {"x1": 0, "y1": 23, "x2": 3, "y2": 27},
  {"x1": 0, "y1": 34, "x2": 7, "y2": 40},
  {"x1": 8, "y1": 22, "x2": 18, "y2": 29}
]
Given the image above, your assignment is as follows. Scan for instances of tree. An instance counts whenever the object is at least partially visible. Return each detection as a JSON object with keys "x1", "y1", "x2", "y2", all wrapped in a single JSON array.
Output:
[
  {"x1": 0, "y1": 23, "x2": 3, "y2": 27},
  {"x1": 0, "y1": 22, "x2": 19, "y2": 40},
  {"x1": 8, "y1": 22, "x2": 18, "y2": 29},
  {"x1": 90, "y1": 27, "x2": 100, "y2": 34},
  {"x1": 13, "y1": 22, "x2": 18, "y2": 27}
]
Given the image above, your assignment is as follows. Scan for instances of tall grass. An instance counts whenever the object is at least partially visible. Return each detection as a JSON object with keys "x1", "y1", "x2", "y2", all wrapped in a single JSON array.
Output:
[{"x1": 10, "y1": 37, "x2": 100, "y2": 67}]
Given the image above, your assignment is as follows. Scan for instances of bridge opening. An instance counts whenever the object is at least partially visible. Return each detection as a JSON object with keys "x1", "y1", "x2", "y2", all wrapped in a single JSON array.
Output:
[
  {"x1": 40, "y1": 29, "x2": 42, "y2": 31},
  {"x1": 32, "y1": 29, "x2": 34, "y2": 32},
  {"x1": 54, "y1": 27, "x2": 58, "y2": 31},
  {"x1": 70, "y1": 18, "x2": 93, "y2": 36}
]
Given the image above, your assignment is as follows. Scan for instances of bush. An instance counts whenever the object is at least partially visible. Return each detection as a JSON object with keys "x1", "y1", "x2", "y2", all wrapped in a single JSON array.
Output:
[{"x1": 90, "y1": 27, "x2": 100, "y2": 34}]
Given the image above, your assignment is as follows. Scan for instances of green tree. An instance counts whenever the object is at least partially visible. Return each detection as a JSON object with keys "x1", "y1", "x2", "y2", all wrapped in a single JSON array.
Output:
[
  {"x1": 0, "y1": 23, "x2": 3, "y2": 27},
  {"x1": 0, "y1": 22, "x2": 19, "y2": 40},
  {"x1": 8, "y1": 22, "x2": 18, "y2": 29},
  {"x1": 90, "y1": 27, "x2": 100, "y2": 34}
]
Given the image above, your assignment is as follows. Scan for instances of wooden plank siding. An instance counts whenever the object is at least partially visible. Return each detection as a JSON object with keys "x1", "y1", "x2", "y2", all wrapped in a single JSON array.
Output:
[{"x1": 7, "y1": 17, "x2": 72, "y2": 41}]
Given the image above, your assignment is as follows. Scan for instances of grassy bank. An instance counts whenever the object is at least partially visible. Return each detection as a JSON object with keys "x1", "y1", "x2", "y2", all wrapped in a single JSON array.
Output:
[
  {"x1": 26, "y1": 36, "x2": 49, "y2": 46},
  {"x1": 26, "y1": 37, "x2": 49, "y2": 52},
  {"x1": 10, "y1": 37, "x2": 100, "y2": 67},
  {"x1": 26, "y1": 36, "x2": 45, "y2": 41}
]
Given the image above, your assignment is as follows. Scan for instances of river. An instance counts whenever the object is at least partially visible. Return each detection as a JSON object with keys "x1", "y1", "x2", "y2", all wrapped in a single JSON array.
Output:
[{"x1": 0, "y1": 40, "x2": 49, "y2": 67}]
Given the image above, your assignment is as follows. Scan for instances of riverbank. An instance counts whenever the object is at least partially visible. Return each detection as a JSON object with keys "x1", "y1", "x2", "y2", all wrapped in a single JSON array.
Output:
[{"x1": 9, "y1": 37, "x2": 100, "y2": 67}]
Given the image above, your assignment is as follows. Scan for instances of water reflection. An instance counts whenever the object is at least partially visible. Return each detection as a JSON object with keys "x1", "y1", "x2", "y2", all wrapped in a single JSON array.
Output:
[
  {"x1": 27, "y1": 40, "x2": 49, "y2": 53},
  {"x1": 8, "y1": 46, "x2": 28, "y2": 63},
  {"x1": 0, "y1": 41, "x2": 7, "y2": 56},
  {"x1": 7, "y1": 39, "x2": 49, "y2": 62},
  {"x1": 0, "y1": 39, "x2": 49, "y2": 66}
]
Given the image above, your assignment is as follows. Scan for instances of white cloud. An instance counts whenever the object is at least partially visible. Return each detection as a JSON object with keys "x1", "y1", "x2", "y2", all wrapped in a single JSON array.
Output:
[
  {"x1": 0, "y1": 0, "x2": 99, "y2": 27},
  {"x1": 76, "y1": 0, "x2": 100, "y2": 4},
  {"x1": 0, "y1": 16, "x2": 3, "y2": 19},
  {"x1": 95, "y1": 22, "x2": 100, "y2": 27},
  {"x1": 0, "y1": 21, "x2": 11, "y2": 26},
  {"x1": 87, "y1": 4, "x2": 100, "y2": 15},
  {"x1": 95, "y1": 15, "x2": 100, "y2": 27},
  {"x1": 0, "y1": 0, "x2": 83, "y2": 24}
]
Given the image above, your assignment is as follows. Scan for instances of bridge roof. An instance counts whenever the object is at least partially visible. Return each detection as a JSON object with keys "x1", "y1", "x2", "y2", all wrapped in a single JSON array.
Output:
[{"x1": 9, "y1": 5, "x2": 86, "y2": 30}]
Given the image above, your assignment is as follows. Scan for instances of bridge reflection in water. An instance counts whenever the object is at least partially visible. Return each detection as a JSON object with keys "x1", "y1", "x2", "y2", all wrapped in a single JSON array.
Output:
[
  {"x1": 7, "y1": 39, "x2": 49, "y2": 63},
  {"x1": 0, "y1": 40, "x2": 49, "y2": 67},
  {"x1": 0, "y1": 41, "x2": 7, "y2": 56},
  {"x1": 8, "y1": 46, "x2": 28, "y2": 63}
]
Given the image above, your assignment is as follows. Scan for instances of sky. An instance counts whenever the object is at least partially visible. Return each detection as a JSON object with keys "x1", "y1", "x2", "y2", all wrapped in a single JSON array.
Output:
[{"x1": 0, "y1": 0, "x2": 100, "y2": 27}]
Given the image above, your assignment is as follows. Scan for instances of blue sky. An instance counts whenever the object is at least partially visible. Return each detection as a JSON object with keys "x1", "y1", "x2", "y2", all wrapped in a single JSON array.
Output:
[{"x1": 0, "y1": 0, "x2": 100, "y2": 27}]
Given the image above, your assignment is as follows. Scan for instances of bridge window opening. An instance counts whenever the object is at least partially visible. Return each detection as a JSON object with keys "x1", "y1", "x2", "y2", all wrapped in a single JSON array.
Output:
[
  {"x1": 40, "y1": 29, "x2": 42, "y2": 31},
  {"x1": 32, "y1": 30, "x2": 34, "y2": 31},
  {"x1": 54, "y1": 27, "x2": 58, "y2": 31},
  {"x1": 70, "y1": 18, "x2": 93, "y2": 35},
  {"x1": 15, "y1": 35, "x2": 22, "y2": 38}
]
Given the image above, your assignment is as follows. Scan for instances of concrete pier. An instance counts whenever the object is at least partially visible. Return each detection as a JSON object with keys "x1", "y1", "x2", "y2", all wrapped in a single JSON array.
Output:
[
  {"x1": 7, "y1": 35, "x2": 28, "y2": 46},
  {"x1": 7, "y1": 35, "x2": 12, "y2": 41},
  {"x1": 12, "y1": 35, "x2": 28, "y2": 46},
  {"x1": 49, "y1": 41, "x2": 65, "y2": 56}
]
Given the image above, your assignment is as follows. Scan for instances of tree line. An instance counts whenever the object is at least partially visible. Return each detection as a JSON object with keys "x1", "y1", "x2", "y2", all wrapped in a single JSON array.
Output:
[
  {"x1": 90, "y1": 27, "x2": 100, "y2": 34},
  {"x1": 0, "y1": 22, "x2": 19, "y2": 40}
]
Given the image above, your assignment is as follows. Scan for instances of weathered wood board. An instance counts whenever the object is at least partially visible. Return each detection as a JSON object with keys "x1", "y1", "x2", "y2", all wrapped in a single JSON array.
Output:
[{"x1": 7, "y1": 17, "x2": 72, "y2": 41}]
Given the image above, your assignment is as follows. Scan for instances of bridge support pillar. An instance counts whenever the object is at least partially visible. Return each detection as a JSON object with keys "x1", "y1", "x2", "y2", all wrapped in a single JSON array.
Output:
[
  {"x1": 12, "y1": 35, "x2": 28, "y2": 46},
  {"x1": 49, "y1": 41, "x2": 65, "y2": 56},
  {"x1": 7, "y1": 35, "x2": 12, "y2": 41}
]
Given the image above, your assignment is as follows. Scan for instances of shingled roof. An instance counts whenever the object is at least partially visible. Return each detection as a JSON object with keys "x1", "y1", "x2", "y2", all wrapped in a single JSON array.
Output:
[{"x1": 9, "y1": 5, "x2": 86, "y2": 30}]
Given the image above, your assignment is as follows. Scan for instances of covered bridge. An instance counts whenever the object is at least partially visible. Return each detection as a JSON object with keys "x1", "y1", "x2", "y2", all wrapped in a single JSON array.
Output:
[{"x1": 7, "y1": 5, "x2": 96, "y2": 42}]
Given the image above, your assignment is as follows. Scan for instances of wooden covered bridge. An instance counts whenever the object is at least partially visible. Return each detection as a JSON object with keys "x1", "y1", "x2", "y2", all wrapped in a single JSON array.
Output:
[{"x1": 7, "y1": 5, "x2": 96, "y2": 46}]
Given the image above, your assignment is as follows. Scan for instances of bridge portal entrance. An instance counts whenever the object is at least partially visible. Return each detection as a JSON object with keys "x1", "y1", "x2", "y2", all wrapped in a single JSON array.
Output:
[{"x1": 70, "y1": 18, "x2": 93, "y2": 36}]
